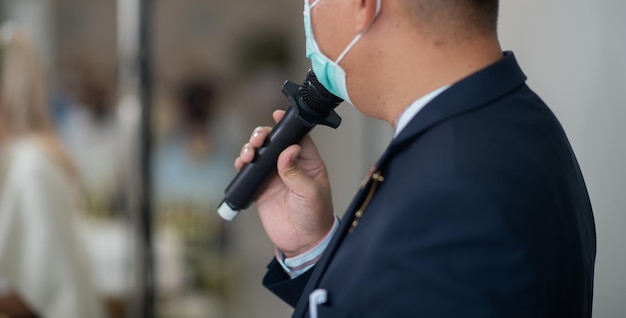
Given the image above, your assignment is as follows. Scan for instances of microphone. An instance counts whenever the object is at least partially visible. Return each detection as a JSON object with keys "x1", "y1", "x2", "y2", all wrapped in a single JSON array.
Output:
[{"x1": 217, "y1": 70, "x2": 343, "y2": 221}]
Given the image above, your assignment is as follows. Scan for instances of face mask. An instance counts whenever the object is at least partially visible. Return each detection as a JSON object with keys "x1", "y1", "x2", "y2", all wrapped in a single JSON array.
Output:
[{"x1": 304, "y1": 0, "x2": 382, "y2": 105}]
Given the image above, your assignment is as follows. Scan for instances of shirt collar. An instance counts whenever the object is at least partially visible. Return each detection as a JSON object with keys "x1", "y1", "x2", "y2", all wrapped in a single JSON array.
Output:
[{"x1": 394, "y1": 85, "x2": 450, "y2": 138}]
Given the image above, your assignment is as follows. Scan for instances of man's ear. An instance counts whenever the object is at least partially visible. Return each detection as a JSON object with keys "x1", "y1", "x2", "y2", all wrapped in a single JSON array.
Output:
[{"x1": 354, "y1": 0, "x2": 381, "y2": 33}]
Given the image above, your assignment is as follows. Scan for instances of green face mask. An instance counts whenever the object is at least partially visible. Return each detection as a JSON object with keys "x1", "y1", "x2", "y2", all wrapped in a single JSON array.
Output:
[{"x1": 303, "y1": 0, "x2": 382, "y2": 105}]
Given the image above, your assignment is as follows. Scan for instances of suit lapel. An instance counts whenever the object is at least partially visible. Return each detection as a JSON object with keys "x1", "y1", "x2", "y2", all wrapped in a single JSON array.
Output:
[
  {"x1": 292, "y1": 144, "x2": 396, "y2": 317},
  {"x1": 291, "y1": 51, "x2": 527, "y2": 317}
]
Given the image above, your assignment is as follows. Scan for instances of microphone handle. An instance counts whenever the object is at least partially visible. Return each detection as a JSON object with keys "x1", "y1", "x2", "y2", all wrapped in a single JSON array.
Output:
[{"x1": 223, "y1": 106, "x2": 314, "y2": 211}]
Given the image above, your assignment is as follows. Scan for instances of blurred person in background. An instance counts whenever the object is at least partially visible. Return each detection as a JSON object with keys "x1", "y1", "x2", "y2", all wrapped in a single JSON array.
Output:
[
  {"x1": 59, "y1": 65, "x2": 121, "y2": 214},
  {"x1": 154, "y1": 76, "x2": 232, "y2": 208},
  {"x1": 0, "y1": 23, "x2": 107, "y2": 318},
  {"x1": 152, "y1": 76, "x2": 234, "y2": 316}
]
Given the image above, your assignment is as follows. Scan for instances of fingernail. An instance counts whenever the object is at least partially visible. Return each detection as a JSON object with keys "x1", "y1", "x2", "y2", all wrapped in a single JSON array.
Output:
[{"x1": 243, "y1": 144, "x2": 251, "y2": 153}]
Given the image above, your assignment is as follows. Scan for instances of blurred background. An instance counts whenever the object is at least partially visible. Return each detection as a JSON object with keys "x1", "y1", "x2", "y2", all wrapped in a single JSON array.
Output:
[{"x1": 0, "y1": 0, "x2": 623, "y2": 317}]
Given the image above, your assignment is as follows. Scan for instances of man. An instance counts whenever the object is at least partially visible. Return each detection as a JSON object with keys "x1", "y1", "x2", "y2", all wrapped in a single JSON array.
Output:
[{"x1": 235, "y1": 0, "x2": 596, "y2": 317}]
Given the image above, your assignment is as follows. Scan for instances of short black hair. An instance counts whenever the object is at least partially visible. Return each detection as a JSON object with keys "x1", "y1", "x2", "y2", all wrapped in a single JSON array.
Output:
[{"x1": 402, "y1": 0, "x2": 499, "y2": 36}]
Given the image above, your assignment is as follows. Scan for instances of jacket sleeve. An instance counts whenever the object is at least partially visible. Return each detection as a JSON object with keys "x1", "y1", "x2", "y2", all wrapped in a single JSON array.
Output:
[{"x1": 263, "y1": 258, "x2": 315, "y2": 308}]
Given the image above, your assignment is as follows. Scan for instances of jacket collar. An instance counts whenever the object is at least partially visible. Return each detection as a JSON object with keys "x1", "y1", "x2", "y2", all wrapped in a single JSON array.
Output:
[{"x1": 390, "y1": 51, "x2": 527, "y2": 152}]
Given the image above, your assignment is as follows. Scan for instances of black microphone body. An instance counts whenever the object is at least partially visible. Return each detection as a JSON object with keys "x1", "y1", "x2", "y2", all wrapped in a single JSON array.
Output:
[{"x1": 218, "y1": 71, "x2": 343, "y2": 220}]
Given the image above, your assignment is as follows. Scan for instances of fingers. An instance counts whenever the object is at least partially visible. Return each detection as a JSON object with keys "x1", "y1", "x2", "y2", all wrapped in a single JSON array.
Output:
[
  {"x1": 249, "y1": 109, "x2": 285, "y2": 147},
  {"x1": 234, "y1": 143, "x2": 253, "y2": 171},
  {"x1": 234, "y1": 111, "x2": 279, "y2": 171},
  {"x1": 246, "y1": 127, "x2": 265, "y2": 148},
  {"x1": 276, "y1": 144, "x2": 315, "y2": 194},
  {"x1": 297, "y1": 134, "x2": 321, "y2": 162},
  {"x1": 273, "y1": 110, "x2": 286, "y2": 123},
  {"x1": 233, "y1": 109, "x2": 292, "y2": 172}
]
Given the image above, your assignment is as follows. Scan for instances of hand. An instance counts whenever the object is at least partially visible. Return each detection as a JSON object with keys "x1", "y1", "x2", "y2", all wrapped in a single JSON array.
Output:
[{"x1": 235, "y1": 110, "x2": 335, "y2": 258}]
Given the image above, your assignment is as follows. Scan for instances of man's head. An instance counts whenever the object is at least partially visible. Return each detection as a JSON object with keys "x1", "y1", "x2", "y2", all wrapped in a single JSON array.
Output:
[{"x1": 306, "y1": 0, "x2": 502, "y2": 123}]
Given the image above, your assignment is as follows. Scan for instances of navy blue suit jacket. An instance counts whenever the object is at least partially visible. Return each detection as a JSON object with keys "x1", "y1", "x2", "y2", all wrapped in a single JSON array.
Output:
[{"x1": 263, "y1": 52, "x2": 596, "y2": 318}]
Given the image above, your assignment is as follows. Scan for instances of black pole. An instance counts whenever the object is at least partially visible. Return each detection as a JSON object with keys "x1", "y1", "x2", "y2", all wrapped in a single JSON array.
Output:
[{"x1": 139, "y1": 0, "x2": 154, "y2": 316}]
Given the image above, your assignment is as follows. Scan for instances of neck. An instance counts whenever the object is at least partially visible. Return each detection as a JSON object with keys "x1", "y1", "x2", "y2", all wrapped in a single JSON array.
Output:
[{"x1": 348, "y1": 21, "x2": 502, "y2": 126}]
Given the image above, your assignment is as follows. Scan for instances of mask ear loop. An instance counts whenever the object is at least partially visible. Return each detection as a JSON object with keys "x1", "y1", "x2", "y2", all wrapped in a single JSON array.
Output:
[
  {"x1": 309, "y1": 0, "x2": 321, "y2": 10},
  {"x1": 334, "y1": 0, "x2": 382, "y2": 65},
  {"x1": 304, "y1": 0, "x2": 319, "y2": 17}
]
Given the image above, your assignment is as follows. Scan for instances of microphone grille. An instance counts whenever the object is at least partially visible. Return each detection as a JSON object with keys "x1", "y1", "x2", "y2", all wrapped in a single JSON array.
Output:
[{"x1": 300, "y1": 70, "x2": 343, "y2": 114}]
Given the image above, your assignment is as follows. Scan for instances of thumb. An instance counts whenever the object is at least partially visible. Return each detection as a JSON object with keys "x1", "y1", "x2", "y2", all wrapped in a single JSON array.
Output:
[{"x1": 277, "y1": 145, "x2": 314, "y2": 193}]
